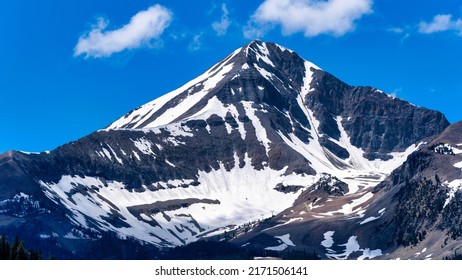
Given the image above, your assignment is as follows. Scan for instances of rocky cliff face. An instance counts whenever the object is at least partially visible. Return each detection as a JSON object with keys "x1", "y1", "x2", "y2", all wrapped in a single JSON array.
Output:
[
  {"x1": 233, "y1": 121, "x2": 462, "y2": 260},
  {"x1": 0, "y1": 40, "x2": 452, "y2": 259}
]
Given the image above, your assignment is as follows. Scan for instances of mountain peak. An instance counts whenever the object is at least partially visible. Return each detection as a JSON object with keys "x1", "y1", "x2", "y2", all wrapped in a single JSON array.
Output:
[{"x1": 107, "y1": 40, "x2": 320, "y2": 130}]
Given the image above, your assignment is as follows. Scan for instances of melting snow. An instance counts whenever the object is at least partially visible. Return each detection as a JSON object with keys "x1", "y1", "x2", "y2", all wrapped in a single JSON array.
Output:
[
  {"x1": 101, "y1": 147, "x2": 112, "y2": 160},
  {"x1": 359, "y1": 208, "x2": 386, "y2": 225},
  {"x1": 243, "y1": 101, "x2": 271, "y2": 153},
  {"x1": 322, "y1": 232, "x2": 382, "y2": 260},
  {"x1": 106, "y1": 144, "x2": 123, "y2": 164},
  {"x1": 454, "y1": 161, "x2": 462, "y2": 169},
  {"x1": 321, "y1": 231, "x2": 335, "y2": 248},
  {"x1": 325, "y1": 192, "x2": 373, "y2": 216},
  {"x1": 443, "y1": 179, "x2": 462, "y2": 208},
  {"x1": 132, "y1": 138, "x2": 155, "y2": 156},
  {"x1": 265, "y1": 234, "x2": 295, "y2": 251},
  {"x1": 39, "y1": 153, "x2": 313, "y2": 247}
]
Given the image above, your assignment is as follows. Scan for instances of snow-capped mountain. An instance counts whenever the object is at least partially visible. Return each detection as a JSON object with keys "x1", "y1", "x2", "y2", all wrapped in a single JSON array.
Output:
[{"x1": 0, "y1": 40, "x2": 453, "y2": 259}]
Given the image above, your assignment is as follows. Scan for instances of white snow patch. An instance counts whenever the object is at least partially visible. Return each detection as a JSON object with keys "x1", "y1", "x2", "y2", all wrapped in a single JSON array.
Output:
[
  {"x1": 145, "y1": 63, "x2": 235, "y2": 128},
  {"x1": 444, "y1": 179, "x2": 462, "y2": 208},
  {"x1": 263, "y1": 217, "x2": 303, "y2": 232},
  {"x1": 265, "y1": 244, "x2": 288, "y2": 251},
  {"x1": 132, "y1": 151, "x2": 141, "y2": 161},
  {"x1": 321, "y1": 231, "x2": 335, "y2": 248},
  {"x1": 101, "y1": 147, "x2": 112, "y2": 160},
  {"x1": 165, "y1": 159, "x2": 176, "y2": 167},
  {"x1": 326, "y1": 192, "x2": 373, "y2": 216},
  {"x1": 18, "y1": 151, "x2": 40, "y2": 155},
  {"x1": 327, "y1": 236, "x2": 361, "y2": 260},
  {"x1": 132, "y1": 138, "x2": 155, "y2": 156},
  {"x1": 140, "y1": 213, "x2": 152, "y2": 221},
  {"x1": 358, "y1": 248, "x2": 383, "y2": 260},
  {"x1": 165, "y1": 123, "x2": 194, "y2": 137},
  {"x1": 106, "y1": 144, "x2": 123, "y2": 164},
  {"x1": 454, "y1": 161, "x2": 462, "y2": 169},
  {"x1": 300, "y1": 60, "x2": 320, "y2": 100},
  {"x1": 323, "y1": 233, "x2": 382, "y2": 260},
  {"x1": 227, "y1": 104, "x2": 246, "y2": 140},
  {"x1": 359, "y1": 208, "x2": 386, "y2": 225},
  {"x1": 265, "y1": 234, "x2": 295, "y2": 251},
  {"x1": 107, "y1": 47, "x2": 241, "y2": 130},
  {"x1": 38, "y1": 153, "x2": 315, "y2": 246},
  {"x1": 243, "y1": 101, "x2": 270, "y2": 153}
]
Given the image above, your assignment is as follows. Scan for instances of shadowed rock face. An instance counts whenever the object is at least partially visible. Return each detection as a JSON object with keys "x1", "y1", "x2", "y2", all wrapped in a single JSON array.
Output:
[
  {"x1": 307, "y1": 70, "x2": 449, "y2": 156},
  {"x1": 0, "y1": 40, "x2": 453, "y2": 259}
]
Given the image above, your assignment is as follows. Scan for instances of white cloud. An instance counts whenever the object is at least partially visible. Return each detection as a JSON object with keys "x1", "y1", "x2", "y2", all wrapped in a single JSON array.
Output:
[
  {"x1": 74, "y1": 4, "x2": 172, "y2": 58},
  {"x1": 245, "y1": 0, "x2": 373, "y2": 38},
  {"x1": 387, "y1": 27, "x2": 404, "y2": 34},
  {"x1": 212, "y1": 3, "x2": 231, "y2": 36},
  {"x1": 189, "y1": 33, "x2": 204, "y2": 51},
  {"x1": 419, "y1": 14, "x2": 462, "y2": 35}
]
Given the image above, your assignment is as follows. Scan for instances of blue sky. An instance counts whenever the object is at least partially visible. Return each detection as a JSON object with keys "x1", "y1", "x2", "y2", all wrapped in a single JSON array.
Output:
[{"x1": 1, "y1": 0, "x2": 462, "y2": 153}]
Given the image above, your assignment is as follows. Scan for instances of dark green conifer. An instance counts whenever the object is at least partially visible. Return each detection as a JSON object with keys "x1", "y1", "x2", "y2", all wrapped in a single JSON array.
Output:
[
  {"x1": 10, "y1": 235, "x2": 20, "y2": 260},
  {"x1": 0, "y1": 235, "x2": 10, "y2": 260},
  {"x1": 16, "y1": 242, "x2": 29, "y2": 260}
]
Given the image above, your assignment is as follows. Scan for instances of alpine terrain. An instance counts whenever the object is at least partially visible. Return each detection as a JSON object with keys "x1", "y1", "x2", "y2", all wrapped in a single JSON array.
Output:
[{"x1": 1, "y1": 40, "x2": 460, "y2": 259}]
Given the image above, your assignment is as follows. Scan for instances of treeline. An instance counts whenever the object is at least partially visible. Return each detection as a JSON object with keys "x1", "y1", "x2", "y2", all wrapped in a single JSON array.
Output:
[
  {"x1": 161, "y1": 240, "x2": 321, "y2": 260},
  {"x1": 0, "y1": 235, "x2": 44, "y2": 260}
]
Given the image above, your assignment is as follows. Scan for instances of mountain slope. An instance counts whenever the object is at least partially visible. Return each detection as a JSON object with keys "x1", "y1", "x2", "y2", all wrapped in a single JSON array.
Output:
[{"x1": 0, "y1": 40, "x2": 450, "y2": 258}]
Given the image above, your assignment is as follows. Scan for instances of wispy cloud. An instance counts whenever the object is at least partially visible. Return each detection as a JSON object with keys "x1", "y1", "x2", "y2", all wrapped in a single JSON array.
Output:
[
  {"x1": 387, "y1": 26, "x2": 411, "y2": 43},
  {"x1": 245, "y1": 0, "x2": 373, "y2": 38},
  {"x1": 212, "y1": 3, "x2": 231, "y2": 36},
  {"x1": 189, "y1": 33, "x2": 204, "y2": 51},
  {"x1": 74, "y1": 4, "x2": 172, "y2": 58},
  {"x1": 419, "y1": 14, "x2": 462, "y2": 36},
  {"x1": 389, "y1": 87, "x2": 402, "y2": 98}
]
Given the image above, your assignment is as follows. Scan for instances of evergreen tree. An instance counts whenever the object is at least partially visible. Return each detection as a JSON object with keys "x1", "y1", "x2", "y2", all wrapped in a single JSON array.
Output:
[
  {"x1": 10, "y1": 235, "x2": 20, "y2": 260},
  {"x1": 29, "y1": 248, "x2": 38, "y2": 260},
  {"x1": 0, "y1": 235, "x2": 10, "y2": 260},
  {"x1": 16, "y1": 242, "x2": 29, "y2": 260}
]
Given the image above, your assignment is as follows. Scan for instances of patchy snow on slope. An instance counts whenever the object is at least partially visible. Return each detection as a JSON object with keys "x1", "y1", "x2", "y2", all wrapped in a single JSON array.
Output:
[
  {"x1": 132, "y1": 138, "x2": 155, "y2": 156},
  {"x1": 38, "y1": 153, "x2": 315, "y2": 247},
  {"x1": 107, "y1": 48, "x2": 241, "y2": 130},
  {"x1": 263, "y1": 217, "x2": 304, "y2": 232},
  {"x1": 106, "y1": 144, "x2": 123, "y2": 164},
  {"x1": 164, "y1": 123, "x2": 194, "y2": 137},
  {"x1": 331, "y1": 192, "x2": 374, "y2": 216},
  {"x1": 359, "y1": 208, "x2": 386, "y2": 225},
  {"x1": 243, "y1": 101, "x2": 271, "y2": 153},
  {"x1": 358, "y1": 248, "x2": 383, "y2": 260},
  {"x1": 227, "y1": 103, "x2": 247, "y2": 140},
  {"x1": 444, "y1": 179, "x2": 462, "y2": 208},
  {"x1": 265, "y1": 244, "x2": 288, "y2": 251},
  {"x1": 187, "y1": 96, "x2": 228, "y2": 121},
  {"x1": 276, "y1": 234, "x2": 295, "y2": 246},
  {"x1": 265, "y1": 233, "x2": 295, "y2": 251},
  {"x1": 321, "y1": 231, "x2": 335, "y2": 248},
  {"x1": 255, "y1": 42, "x2": 276, "y2": 68},
  {"x1": 149, "y1": 64, "x2": 235, "y2": 128},
  {"x1": 322, "y1": 233, "x2": 382, "y2": 260},
  {"x1": 300, "y1": 61, "x2": 320, "y2": 100}
]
